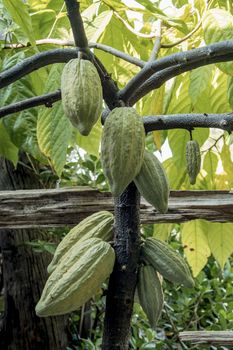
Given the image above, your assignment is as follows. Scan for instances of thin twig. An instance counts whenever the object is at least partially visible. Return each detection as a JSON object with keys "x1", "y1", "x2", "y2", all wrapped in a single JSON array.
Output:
[
  {"x1": 90, "y1": 42, "x2": 145, "y2": 67},
  {"x1": 2, "y1": 38, "x2": 75, "y2": 48},
  {"x1": 113, "y1": 8, "x2": 203, "y2": 49},
  {"x1": 149, "y1": 20, "x2": 162, "y2": 62},
  {"x1": 160, "y1": 4, "x2": 205, "y2": 49},
  {"x1": 2, "y1": 40, "x2": 145, "y2": 67},
  {"x1": 201, "y1": 134, "x2": 225, "y2": 153},
  {"x1": 47, "y1": 3, "x2": 66, "y2": 38},
  {"x1": 113, "y1": 11, "x2": 157, "y2": 39}
]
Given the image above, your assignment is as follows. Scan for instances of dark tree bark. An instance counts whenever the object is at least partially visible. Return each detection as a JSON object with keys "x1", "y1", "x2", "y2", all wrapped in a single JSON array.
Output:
[
  {"x1": 102, "y1": 183, "x2": 141, "y2": 350},
  {"x1": 0, "y1": 156, "x2": 68, "y2": 350}
]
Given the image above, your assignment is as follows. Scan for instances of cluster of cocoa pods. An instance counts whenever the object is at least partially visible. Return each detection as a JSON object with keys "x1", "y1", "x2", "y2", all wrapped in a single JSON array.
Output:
[
  {"x1": 36, "y1": 211, "x2": 115, "y2": 316},
  {"x1": 35, "y1": 210, "x2": 194, "y2": 328},
  {"x1": 139, "y1": 236, "x2": 194, "y2": 328},
  {"x1": 35, "y1": 58, "x2": 195, "y2": 325}
]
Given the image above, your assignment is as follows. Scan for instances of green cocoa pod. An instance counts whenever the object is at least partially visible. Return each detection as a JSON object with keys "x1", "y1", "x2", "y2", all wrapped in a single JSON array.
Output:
[
  {"x1": 134, "y1": 150, "x2": 169, "y2": 214},
  {"x1": 47, "y1": 211, "x2": 114, "y2": 274},
  {"x1": 36, "y1": 238, "x2": 115, "y2": 316},
  {"x1": 141, "y1": 237, "x2": 194, "y2": 288},
  {"x1": 61, "y1": 58, "x2": 103, "y2": 136},
  {"x1": 101, "y1": 107, "x2": 145, "y2": 196},
  {"x1": 137, "y1": 264, "x2": 164, "y2": 329},
  {"x1": 186, "y1": 140, "x2": 201, "y2": 185}
]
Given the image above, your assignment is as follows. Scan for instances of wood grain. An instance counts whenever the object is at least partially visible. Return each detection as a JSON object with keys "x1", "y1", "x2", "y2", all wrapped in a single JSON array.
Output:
[{"x1": 0, "y1": 187, "x2": 233, "y2": 228}]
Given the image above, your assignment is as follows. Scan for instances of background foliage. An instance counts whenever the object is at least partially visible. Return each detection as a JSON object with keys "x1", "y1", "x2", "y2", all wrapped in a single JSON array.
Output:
[{"x1": 1, "y1": 0, "x2": 233, "y2": 348}]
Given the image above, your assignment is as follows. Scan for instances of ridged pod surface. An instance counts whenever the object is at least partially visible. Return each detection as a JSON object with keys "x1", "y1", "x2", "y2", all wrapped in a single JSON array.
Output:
[
  {"x1": 134, "y1": 150, "x2": 169, "y2": 213},
  {"x1": 36, "y1": 238, "x2": 115, "y2": 316},
  {"x1": 47, "y1": 211, "x2": 114, "y2": 274},
  {"x1": 101, "y1": 107, "x2": 145, "y2": 196},
  {"x1": 137, "y1": 265, "x2": 164, "y2": 329},
  {"x1": 61, "y1": 58, "x2": 103, "y2": 135},
  {"x1": 186, "y1": 140, "x2": 201, "y2": 185},
  {"x1": 141, "y1": 237, "x2": 194, "y2": 287}
]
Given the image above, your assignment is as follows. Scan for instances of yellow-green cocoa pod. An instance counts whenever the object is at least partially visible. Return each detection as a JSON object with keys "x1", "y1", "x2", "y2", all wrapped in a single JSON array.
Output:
[
  {"x1": 134, "y1": 150, "x2": 169, "y2": 214},
  {"x1": 36, "y1": 238, "x2": 115, "y2": 317},
  {"x1": 61, "y1": 58, "x2": 103, "y2": 136},
  {"x1": 101, "y1": 107, "x2": 145, "y2": 196},
  {"x1": 47, "y1": 211, "x2": 114, "y2": 274},
  {"x1": 141, "y1": 237, "x2": 194, "y2": 288},
  {"x1": 186, "y1": 140, "x2": 201, "y2": 185},
  {"x1": 137, "y1": 265, "x2": 164, "y2": 329}
]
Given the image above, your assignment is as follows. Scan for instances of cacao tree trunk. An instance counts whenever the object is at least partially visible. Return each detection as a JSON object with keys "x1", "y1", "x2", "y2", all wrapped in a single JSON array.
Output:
[
  {"x1": 102, "y1": 182, "x2": 141, "y2": 350},
  {"x1": 0, "y1": 156, "x2": 68, "y2": 350}
]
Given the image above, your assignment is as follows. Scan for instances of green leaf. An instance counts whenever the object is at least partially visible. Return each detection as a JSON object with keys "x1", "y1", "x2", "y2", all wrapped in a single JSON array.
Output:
[
  {"x1": 203, "y1": 9, "x2": 233, "y2": 75},
  {"x1": 4, "y1": 112, "x2": 47, "y2": 164},
  {"x1": 3, "y1": 0, "x2": 35, "y2": 45},
  {"x1": 31, "y1": 9, "x2": 57, "y2": 39},
  {"x1": 220, "y1": 143, "x2": 233, "y2": 188},
  {"x1": 202, "y1": 151, "x2": 218, "y2": 189},
  {"x1": 227, "y1": 76, "x2": 233, "y2": 109},
  {"x1": 84, "y1": 10, "x2": 113, "y2": 42},
  {"x1": 181, "y1": 220, "x2": 211, "y2": 277},
  {"x1": 209, "y1": 69, "x2": 231, "y2": 113},
  {"x1": 166, "y1": 73, "x2": 192, "y2": 114},
  {"x1": 37, "y1": 102, "x2": 72, "y2": 177},
  {"x1": 153, "y1": 223, "x2": 174, "y2": 241},
  {"x1": 140, "y1": 86, "x2": 165, "y2": 151},
  {"x1": 189, "y1": 66, "x2": 213, "y2": 111},
  {"x1": 167, "y1": 129, "x2": 189, "y2": 187},
  {"x1": 0, "y1": 120, "x2": 18, "y2": 166},
  {"x1": 37, "y1": 64, "x2": 72, "y2": 176},
  {"x1": 207, "y1": 223, "x2": 233, "y2": 269},
  {"x1": 97, "y1": 16, "x2": 141, "y2": 84},
  {"x1": 76, "y1": 120, "x2": 102, "y2": 156},
  {"x1": 163, "y1": 157, "x2": 187, "y2": 190},
  {"x1": 0, "y1": 52, "x2": 47, "y2": 162},
  {"x1": 172, "y1": 0, "x2": 188, "y2": 8}
]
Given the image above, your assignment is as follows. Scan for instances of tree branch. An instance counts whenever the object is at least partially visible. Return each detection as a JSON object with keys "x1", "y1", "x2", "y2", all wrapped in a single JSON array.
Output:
[
  {"x1": 1, "y1": 88, "x2": 233, "y2": 137},
  {"x1": 149, "y1": 20, "x2": 162, "y2": 62},
  {"x1": 143, "y1": 113, "x2": 233, "y2": 133},
  {"x1": 0, "y1": 49, "x2": 76, "y2": 89},
  {"x1": 63, "y1": 1, "x2": 120, "y2": 109},
  {"x1": 161, "y1": 18, "x2": 202, "y2": 49},
  {"x1": 64, "y1": 0, "x2": 89, "y2": 52},
  {"x1": 0, "y1": 91, "x2": 61, "y2": 118},
  {"x1": 119, "y1": 40, "x2": 233, "y2": 103},
  {"x1": 2, "y1": 40, "x2": 145, "y2": 68},
  {"x1": 0, "y1": 48, "x2": 120, "y2": 109},
  {"x1": 2, "y1": 38, "x2": 75, "y2": 48},
  {"x1": 129, "y1": 52, "x2": 233, "y2": 104},
  {"x1": 90, "y1": 42, "x2": 145, "y2": 67},
  {"x1": 92, "y1": 55, "x2": 120, "y2": 109}
]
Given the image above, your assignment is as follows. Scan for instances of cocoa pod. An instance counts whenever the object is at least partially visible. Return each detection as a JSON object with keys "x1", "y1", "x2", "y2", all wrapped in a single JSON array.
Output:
[
  {"x1": 61, "y1": 58, "x2": 103, "y2": 136},
  {"x1": 36, "y1": 238, "x2": 115, "y2": 316},
  {"x1": 186, "y1": 140, "x2": 201, "y2": 185},
  {"x1": 141, "y1": 237, "x2": 194, "y2": 287},
  {"x1": 101, "y1": 107, "x2": 145, "y2": 196},
  {"x1": 134, "y1": 150, "x2": 169, "y2": 213},
  {"x1": 137, "y1": 264, "x2": 164, "y2": 329},
  {"x1": 47, "y1": 211, "x2": 114, "y2": 274}
]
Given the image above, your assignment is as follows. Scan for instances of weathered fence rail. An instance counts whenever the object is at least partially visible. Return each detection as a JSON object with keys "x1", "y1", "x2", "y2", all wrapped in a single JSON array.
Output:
[
  {"x1": 179, "y1": 331, "x2": 233, "y2": 346},
  {"x1": 0, "y1": 187, "x2": 233, "y2": 228}
]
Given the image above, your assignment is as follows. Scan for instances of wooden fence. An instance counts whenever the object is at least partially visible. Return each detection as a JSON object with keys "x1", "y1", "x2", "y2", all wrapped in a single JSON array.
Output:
[{"x1": 0, "y1": 187, "x2": 233, "y2": 228}]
